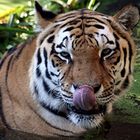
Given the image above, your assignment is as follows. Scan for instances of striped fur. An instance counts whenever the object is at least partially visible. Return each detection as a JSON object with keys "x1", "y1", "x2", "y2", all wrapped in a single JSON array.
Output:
[{"x1": 0, "y1": 2, "x2": 139, "y2": 137}]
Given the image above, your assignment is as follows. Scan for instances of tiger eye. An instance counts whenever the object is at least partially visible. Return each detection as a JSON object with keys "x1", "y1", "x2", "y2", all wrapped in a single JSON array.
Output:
[
  {"x1": 101, "y1": 48, "x2": 112, "y2": 57},
  {"x1": 60, "y1": 52, "x2": 70, "y2": 59}
]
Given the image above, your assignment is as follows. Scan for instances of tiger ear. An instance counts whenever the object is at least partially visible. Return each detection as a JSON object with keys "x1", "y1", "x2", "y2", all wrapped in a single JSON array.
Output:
[
  {"x1": 114, "y1": 5, "x2": 140, "y2": 31},
  {"x1": 35, "y1": 1, "x2": 56, "y2": 29}
]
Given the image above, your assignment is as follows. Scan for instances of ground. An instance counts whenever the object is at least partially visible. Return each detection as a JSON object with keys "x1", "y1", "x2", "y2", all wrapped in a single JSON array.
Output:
[{"x1": 0, "y1": 122, "x2": 140, "y2": 140}]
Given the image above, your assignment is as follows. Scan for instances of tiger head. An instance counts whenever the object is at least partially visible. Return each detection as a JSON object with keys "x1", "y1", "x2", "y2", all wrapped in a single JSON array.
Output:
[{"x1": 29, "y1": 2, "x2": 139, "y2": 129}]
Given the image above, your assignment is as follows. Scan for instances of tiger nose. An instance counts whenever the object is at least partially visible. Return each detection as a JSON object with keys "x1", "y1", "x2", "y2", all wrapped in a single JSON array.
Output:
[
  {"x1": 73, "y1": 84, "x2": 79, "y2": 90},
  {"x1": 73, "y1": 84, "x2": 101, "y2": 93}
]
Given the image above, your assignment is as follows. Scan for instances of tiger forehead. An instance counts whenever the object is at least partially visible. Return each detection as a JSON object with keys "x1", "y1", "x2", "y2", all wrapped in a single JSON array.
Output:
[
  {"x1": 56, "y1": 9, "x2": 108, "y2": 22},
  {"x1": 39, "y1": 9, "x2": 115, "y2": 49},
  {"x1": 54, "y1": 10, "x2": 110, "y2": 31},
  {"x1": 52, "y1": 10, "x2": 115, "y2": 49},
  {"x1": 53, "y1": 9, "x2": 113, "y2": 39}
]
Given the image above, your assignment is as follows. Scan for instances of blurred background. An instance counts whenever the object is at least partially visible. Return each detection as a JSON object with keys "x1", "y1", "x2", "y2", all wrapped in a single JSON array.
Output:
[
  {"x1": 0, "y1": 0, "x2": 140, "y2": 56},
  {"x1": 0, "y1": 0, "x2": 140, "y2": 139}
]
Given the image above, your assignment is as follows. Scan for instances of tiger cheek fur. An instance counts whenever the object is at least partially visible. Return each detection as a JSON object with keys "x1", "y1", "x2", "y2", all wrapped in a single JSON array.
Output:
[{"x1": 0, "y1": 1, "x2": 139, "y2": 137}]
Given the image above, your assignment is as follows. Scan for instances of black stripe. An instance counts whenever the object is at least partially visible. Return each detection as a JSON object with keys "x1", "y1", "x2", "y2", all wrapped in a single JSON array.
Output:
[
  {"x1": 40, "y1": 102, "x2": 67, "y2": 118},
  {"x1": 42, "y1": 79, "x2": 60, "y2": 98},
  {"x1": 7, "y1": 47, "x2": 17, "y2": 55},
  {"x1": 43, "y1": 79, "x2": 50, "y2": 93},
  {"x1": 113, "y1": 32, "x2": 120, "y2": 40},
  {"x1": 37, "y1": 48, "x2": 42, "y2": 65},
  {"x1": 0, "y1": 87, "x2": 11, "y2": 129},
  {"x1": 34, "y1": 84, "x2": 39, "y2": 96},
  {"x1": 121, "y1": 48, "x2": 127, "y2": 77},
  {"x1": 108, "y1": 40, "x2": 114, "y2": 45},
  {"x1": 122, "y1": 76, "x2": 129, "y2": 89},
  {"x1": 128, "y1": 41, "x2": 133, "y2": 73},
  {"x1": 50, "y1": 72, "x2": 59, "y2": 77},
  {"x1": 15, "y1": 43, "x2": 26, "y2": 59},
  {"x1": 85, "y1": 17, "x2": 107, "y2": 25},
  {"x1": 61, "y1": 36, "x2": 68, "y2": 48},
  {"x1": 114, "y1": 56, "x2": 120, "y2": 65},
  {"x1": 60, "y1": 18, "x2": 81, "y2": 29},
  {"x1": 61, "y1": 93, "x2": 72, "y2": 99},
  {"x1": 121, "y1": 68, "x2": 126, "y2": 77},
  {"x1": 51, "y1": 59, "x2": 56, "y2": 67},
  {"x1": 43, "y1": 47, "x2": 48, "y2": 63},
  {"x1": 85, "y1": 24, "x2": 105, "y2": 29},
  {"x1": 60, "y1": 73, "x2": 66, "y2": 81},
  {"x1": 0, "y1": 48, "x2": 16, "y2": 70},
  {"x1": 47, "y1": 35, "x2": 55, "y2": 43},
  {"x1": 36, "y1": 67, "x2": 41, "y2": 77},
  {"x1": 106, "y1": 18, "x2": 112, "y2": 24},
  {"x1": 67, "y1": 20, "x2": 80, "y2": 26},
  {"x1": 55, "y1": 14, "x2": 76, "y2": 22},
  {"x1": 5, "y1": 55, "x2": 14, "y2": 86},
  {"x1": 0, "y1": 56, "x2": 7, "y2": 69},
  {"x1": 123, "y1": 48, "x2": 127, "y2": 67},
  {"x1": 115, "y1": 40, "x2": 120, "y2": 50},
  {"x1": 71, "y1": 40, "x2": 75, "y2": 50},
  {"x1": 63, "y1": 26, "x2": 75, "y2": 32},
  {"x1": 46, "y1": 70, "x2": 51, "y2": 80},
  {"x1": 94, "y1": 38, "x2": 99, "y2": 46},
  {"x1": 50, "y1": 44, "x2": 56, "y2": 55},
  {"x1": 115, "y1": 80, "x2": 121, "y2": 85},
  {"x1": 56, "y1": 44, "x2": 64, "y2": 49},
  {"x1": 39, "y1": 31, "x2": 54, "y2": 45},
  {"x1": 54, "y1": 54, "x2": 66, "y2": 63},
  {"x1": 43, "y1": 48, "x2": 51, "y2": 79},
  {"x1": 101, "y1": 34, "x2": 109, "y2": 42},
  {"x1": 87, "y1": 37, "x2": 94, "y2": 44}
]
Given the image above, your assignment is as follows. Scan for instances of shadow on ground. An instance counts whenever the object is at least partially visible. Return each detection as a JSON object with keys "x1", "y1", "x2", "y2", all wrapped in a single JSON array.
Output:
[{"x1": 0, "y1": 122, "x2": 140, "y2": 140}]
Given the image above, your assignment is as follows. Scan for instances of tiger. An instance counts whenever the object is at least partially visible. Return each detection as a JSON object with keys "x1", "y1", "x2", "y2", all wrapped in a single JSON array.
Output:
[{"x1": 0, "y1": 1, "x2": 139, "y2": 138}]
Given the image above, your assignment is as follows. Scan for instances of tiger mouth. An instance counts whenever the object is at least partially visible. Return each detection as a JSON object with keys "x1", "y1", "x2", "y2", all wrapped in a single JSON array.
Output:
[{"x1": 67, "y1": 104, "x2": 106, "y2": 115}]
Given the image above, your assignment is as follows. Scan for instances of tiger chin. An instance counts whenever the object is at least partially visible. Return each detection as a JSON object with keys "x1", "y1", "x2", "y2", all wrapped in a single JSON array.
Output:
[{"x1": 0, "y1": 1, "x2": 139, "y2": 138}]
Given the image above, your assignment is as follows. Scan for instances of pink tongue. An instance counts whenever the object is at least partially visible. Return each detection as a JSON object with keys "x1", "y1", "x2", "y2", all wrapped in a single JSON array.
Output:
[{"x1": 73, "y1": 85, "x2": 96, "y2": 111}]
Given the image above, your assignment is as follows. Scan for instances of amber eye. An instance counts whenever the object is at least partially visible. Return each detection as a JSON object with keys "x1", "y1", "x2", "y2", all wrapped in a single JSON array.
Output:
[
  {"x1": 101, "y1": 48, "x2": 113, "y2": 58},
  {"x1": 60, "y1": 51, "x2": 71, "y2": 59}
]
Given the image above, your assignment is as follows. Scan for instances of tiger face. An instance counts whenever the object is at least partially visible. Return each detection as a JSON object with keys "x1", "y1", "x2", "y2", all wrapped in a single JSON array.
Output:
[{"x1": 29, "y1": 2, "x2": 139, "y2": 130}]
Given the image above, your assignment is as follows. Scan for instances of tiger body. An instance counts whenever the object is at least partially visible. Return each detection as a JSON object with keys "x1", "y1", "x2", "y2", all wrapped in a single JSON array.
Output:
[{"x1": 0, "y1": 1, "x2": 139, "y2": 137}]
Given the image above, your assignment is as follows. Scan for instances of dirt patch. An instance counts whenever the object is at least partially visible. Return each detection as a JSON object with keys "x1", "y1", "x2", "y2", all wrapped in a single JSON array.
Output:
[
  {"x1": 106, "y1": 122, "x2": 140, "y2": 140},
  {"x1": 0, "y1": 122, "x2": 140, "y2": 140}
]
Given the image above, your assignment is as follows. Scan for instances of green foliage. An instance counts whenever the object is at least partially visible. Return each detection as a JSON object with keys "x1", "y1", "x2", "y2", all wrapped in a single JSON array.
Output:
[
  {"x1": 36, "y1": 0, "x2": 100, "y2": 13},
  {"x1": 113, "y1": 62, "x2": 140, "y2": 123},
  {"x1": 0, "y1": 0, "x2": 140, "y2": 57},
  {"x1": 0, "y1": 1, "x2": 35, "y2": 57},
  {"x1": 0, "y1": 0, "x2": 100, "y2": 57}
]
